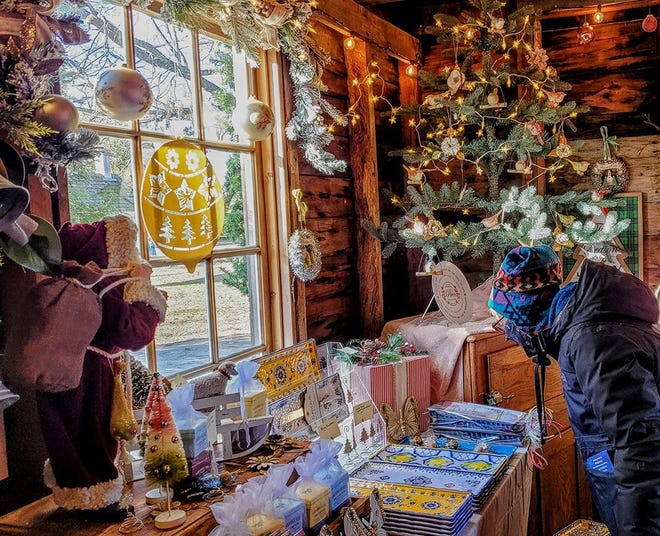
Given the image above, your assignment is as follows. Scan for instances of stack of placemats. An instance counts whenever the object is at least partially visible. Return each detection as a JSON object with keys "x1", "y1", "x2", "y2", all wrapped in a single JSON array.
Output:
[
  {"x1": 351, "y1": 444, "x2": 510, "y2": 508},
  {"x1": 429, "y1": 401, "x2": 527, "y2": 445},
  {"x1": 351, "y1": 481, "x2": 473, "y2": 536}
]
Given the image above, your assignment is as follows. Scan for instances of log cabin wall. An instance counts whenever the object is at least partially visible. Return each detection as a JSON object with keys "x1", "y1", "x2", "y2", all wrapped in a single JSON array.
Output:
[{"x1": 286, "y1": 1, "x2": 421, "y2": 342}]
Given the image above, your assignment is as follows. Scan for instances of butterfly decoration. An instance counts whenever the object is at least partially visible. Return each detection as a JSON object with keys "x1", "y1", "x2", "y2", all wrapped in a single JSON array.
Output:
[{"x1": 380, "y1": 396, "x2": 421, "y2": 444}]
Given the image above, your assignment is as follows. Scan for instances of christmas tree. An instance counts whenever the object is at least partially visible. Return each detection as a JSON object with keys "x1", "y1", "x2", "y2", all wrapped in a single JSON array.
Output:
[
  {"x1": 391, "y1": 0, "x2": 589, "y2": 198},
  {"x1": 142, "y1": 373, "x2": 188, "y2": 488},
  {"x1": 364, "y1": 0, "x2": 630, "y2": 264}
]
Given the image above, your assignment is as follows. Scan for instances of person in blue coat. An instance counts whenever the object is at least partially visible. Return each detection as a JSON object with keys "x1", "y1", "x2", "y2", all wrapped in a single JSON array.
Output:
[{"x1": 488, "y1": 245, "x2": 660, "y2": 536}]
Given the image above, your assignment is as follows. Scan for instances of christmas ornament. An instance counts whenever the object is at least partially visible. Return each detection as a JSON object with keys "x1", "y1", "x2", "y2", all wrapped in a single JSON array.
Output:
[
  {"x1": 431, "y1": 261, "x2": 473, "y2": 324},
  {"x1": 109, "y1": 357, "x2": 138, "y2": 441},
  {"x1": 403, "y1": 165, "x2": 425, "y2": 186},
  {"x1": 254, "y1": 0, "x2": 293, "y2": 27},
  {"x1": 288, "y1": 189, "x2": 322, "y2": 282},
  {"x1": 446, "y1": 68, "x2": 465, "y2": 94},
  {"x1": 577, "y1": 21, "x2": 595, "y2": 45},
  {"x1": 141, "y1": 139, "x2": 225, "y2": 273},
  {"x1": 642, "y1": 13, "x2": 658, "y2": 33},
  {"x1": 142, "y1": 373, "x2": 188, "y2": 530},
  {"x1": 440, "y1": 137, "x2": 460, "y2": 157},
  {"x1": 95, "y1": 66, "x2": 153, "y2": 121},
  {"x1": 589, "y1": 126, "x2": 628, "y2": 193},
  {"x1": 33, "y1": 95, "x2": 79, "y2": 133},
  {"x1": 232, "y1": 96, "x2": 275, "y2": 141}
]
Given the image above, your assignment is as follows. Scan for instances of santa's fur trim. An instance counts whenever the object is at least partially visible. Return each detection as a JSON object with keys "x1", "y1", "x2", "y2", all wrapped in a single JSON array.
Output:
[
  {"x1": 104, "y1": 215, "x2": 143, "y2": 268},
  {"x1": 124, "y1": 279, "x2": 167, "y2": 322},
  {"x1": 44, "y1": 460, "x2": 123, "y2": 511}
]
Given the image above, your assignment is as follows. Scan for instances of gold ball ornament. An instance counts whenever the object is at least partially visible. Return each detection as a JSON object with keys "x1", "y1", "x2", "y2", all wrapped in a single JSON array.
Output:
[
  {"x1": 95, "y1": 66, "x2": 153, "y2": 121},
  {"x1": 232, "y1": 96, "x2": 275, "y2": 141},
  {"x1": 140, "y1": 139, "x2": 225, "y2": 273},
  {"x1": 577, "y1": 22, "x2": 595, "y2": 45},
  {"x1": 34, "y1": 95, "x2": 79, "y2": 133}
]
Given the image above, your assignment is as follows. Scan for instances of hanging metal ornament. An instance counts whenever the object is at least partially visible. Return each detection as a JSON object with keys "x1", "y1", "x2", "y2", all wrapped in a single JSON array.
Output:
[
  {"x1": 589, "y1": 126, "x2": 628, "y2": 193},
  {"x1": 95, "y1": 65, "x2": 153, "y2": 121},
  {"x1": 577, "y1": 21, "x2": 595, "y2": 45},
  {"x1": 288, "y1": 189, "x2": 321, "y2": 283},
  {"x1": 232, "y1": 96, "x2": 275, "y2": 141}
]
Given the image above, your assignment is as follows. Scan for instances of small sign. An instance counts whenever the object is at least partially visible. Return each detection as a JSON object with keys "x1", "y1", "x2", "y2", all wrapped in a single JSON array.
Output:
[
  {"x1": 354, "y1": 401, "x2": 374, "y2": 425},
  {"x1": 317, "y1": 416, "x2": 341, "y2": 439}
]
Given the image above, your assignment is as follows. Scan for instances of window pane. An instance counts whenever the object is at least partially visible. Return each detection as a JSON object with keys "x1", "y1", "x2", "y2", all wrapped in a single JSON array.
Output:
[
  {"x1": 199, "y1": 35, "x2": 238, "y2": 143},
  {"x1": 68, "y1": 135, "x2": 136, "y2": 223},
  {"x1": 152, "y1": 263, "x2": 211, "y2": 375},
  {"x1": 214, "y1": 255, "x2": 262, "y2": 358},
  {"x1": 207, "y1": 150, "x2": 257, "y2": 248},
  {"x1": 132, "y1": 10, "x2": 196, "y2": 136},
  {"x1": 60, "y1": 0, "x2": 126, "y2": 126}
]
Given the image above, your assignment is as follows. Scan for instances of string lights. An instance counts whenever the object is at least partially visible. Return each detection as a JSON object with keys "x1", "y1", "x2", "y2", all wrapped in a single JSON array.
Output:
[{"x1": 593, "y1": 5, "x2": 604, "y2": 23}]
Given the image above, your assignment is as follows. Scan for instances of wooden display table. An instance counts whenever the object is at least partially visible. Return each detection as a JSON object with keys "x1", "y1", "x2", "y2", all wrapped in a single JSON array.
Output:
[{"x1": 0, "y1": 448, "x2": 530, "y2": 536}]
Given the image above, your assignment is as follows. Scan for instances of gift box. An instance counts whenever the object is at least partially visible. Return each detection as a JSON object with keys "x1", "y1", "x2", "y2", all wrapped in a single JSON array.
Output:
[
  {"x1": 273, "y1": 496, "x2": 306, "y2": 535},
  {"x1": 177, "y1": 411, "x2": 217, "y2": 458},
  {"x1": 314, "y1": 465, "x2": 350, "y2": 512},
  {"x1": 228, "y1": 388, "x2": 268, "y2": 419},
  {"x1": 186, "y1": 448, "x2": 212, "y2": 477},
  {"x1": 246, "y1": 513, "x2": 285, "y2": 536},
  {"x1": 295, "y1": 480, "x2": 330, "y2": 532},
  {"x1": 352, "y1": 354, "x2": 431, "y2": 431}
]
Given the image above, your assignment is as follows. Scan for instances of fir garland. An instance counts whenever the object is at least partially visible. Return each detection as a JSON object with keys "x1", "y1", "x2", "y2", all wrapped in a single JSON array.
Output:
[
  {"x1": 0, "y1": 1, "x2": 99, "y2": 191},
  {"x1": 335, "y1": 332, "x2": 422, "y2": 365},
  {"x1": 158, "y1": 0, "x2": 347, "y2": 175},
  {"x1": 363, "y1": 182, "x2": 630, "y2": 262}
]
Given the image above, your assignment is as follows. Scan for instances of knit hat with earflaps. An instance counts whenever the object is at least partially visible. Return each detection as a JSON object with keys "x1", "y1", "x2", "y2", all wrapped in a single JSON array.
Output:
[{"x1": 488, "y1": 245, "x2": 562, "y2": 328}]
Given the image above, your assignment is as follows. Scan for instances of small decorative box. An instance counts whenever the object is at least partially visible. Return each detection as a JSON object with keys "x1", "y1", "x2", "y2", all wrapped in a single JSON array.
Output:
[
  {"x1": 179, "y1": 417, "x2": 208, "y2": 458},
  {"x1": 552, "y1": 519, "x2": 610, "y2": 536},
  {"x1": 246, "y1": 513, "x2": 285, "y2": 536},
  {"x1": 229, "y1": 389, "x2": 269, "y2": 419},
  {"x1": 295, "y1": 480, "x2": 330, "y2": 530},
  {"x1": 185, "y1": 448, "x2": 212, "y2": 477},
  {"x1": 314, "y1": 466, "x2": 350, "y2": 512},
  {"x1": 273, "y1": 496, "x2": 306, "y2": 534}
]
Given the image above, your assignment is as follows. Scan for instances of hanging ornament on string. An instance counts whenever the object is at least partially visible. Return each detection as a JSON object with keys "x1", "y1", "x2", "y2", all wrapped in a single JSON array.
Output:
[
  {"x1": 232, "y1": 96, "x2": 275, "y2": 141},
  {"x1": 33, "y1": 95, "x2": 79, "y2": 133},
  {"x1": 140, "y1": 139, "x2": 225, "y2": 273},
  {"x1": 589, "y1": 126, "x2": 628, "y2": 194},
  {"x1": 95, "y1": 65, "x2": 153, "y2": 121},
  {"x1": 642, "y1": 12, "x2": 658, "y2": 32},
  {"x1": 288, "y1": 189, "x2": 322, "y2": 283},
  {"x1": 577, "y1": 20, "x2": 595, "y2": 45}
]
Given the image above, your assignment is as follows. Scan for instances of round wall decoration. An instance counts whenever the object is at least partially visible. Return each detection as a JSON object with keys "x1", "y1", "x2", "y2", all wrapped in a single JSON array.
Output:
[
  {"x1": 431, "y1": 261, "x2": 473, "y2": 324},
  {"x1": 140, "y1": 139, "x2": 224, "y2": 273}
]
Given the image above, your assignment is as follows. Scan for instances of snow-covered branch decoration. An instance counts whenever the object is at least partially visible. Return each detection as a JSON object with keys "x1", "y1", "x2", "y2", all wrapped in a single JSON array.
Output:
[
  {"x1": 363, "y1": 182, "x2": 630, "y2": 262},
  {"x1": 159, "y1": 0, "x2": 347, "y2": 174}
]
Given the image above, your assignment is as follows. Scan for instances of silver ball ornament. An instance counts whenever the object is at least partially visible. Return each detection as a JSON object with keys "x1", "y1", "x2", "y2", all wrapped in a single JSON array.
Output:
[
  {"x1": 95, "y1": 66, "x2": 153, "y2": 121},
  {"x1": 232, "y1": 96, "x2": 275, "y2": 141},
  {"x1": 34, "y1": 95, "x2": 79, "y2": 133}
]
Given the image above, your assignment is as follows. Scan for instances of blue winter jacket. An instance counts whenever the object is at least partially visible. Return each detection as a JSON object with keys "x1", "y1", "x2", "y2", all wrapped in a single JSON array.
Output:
[{"x1": 542, "y1": 261, "x2": 660, "y2": 535}]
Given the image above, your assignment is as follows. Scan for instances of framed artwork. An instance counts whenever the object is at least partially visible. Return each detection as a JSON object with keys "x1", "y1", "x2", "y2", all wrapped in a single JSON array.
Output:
[{"x1": 564, "y1": 192, "x2": 644, "y2": 282}]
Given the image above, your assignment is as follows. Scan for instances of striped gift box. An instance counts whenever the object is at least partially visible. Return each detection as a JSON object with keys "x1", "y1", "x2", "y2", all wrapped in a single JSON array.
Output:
[{"x1": 352, "y1": 355, "x2": 431, "y2": 432}]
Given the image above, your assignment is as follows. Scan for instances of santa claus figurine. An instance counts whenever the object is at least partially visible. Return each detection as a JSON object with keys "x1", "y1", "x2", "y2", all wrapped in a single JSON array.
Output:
[{"x1": 36, "y1": 215, "x2": 167, "y2": 518}]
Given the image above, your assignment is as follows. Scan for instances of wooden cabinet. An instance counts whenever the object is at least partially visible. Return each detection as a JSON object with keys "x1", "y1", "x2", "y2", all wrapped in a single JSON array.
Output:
[{"x1": 462, "y1": 331, "x2": 592, "y2": 536}]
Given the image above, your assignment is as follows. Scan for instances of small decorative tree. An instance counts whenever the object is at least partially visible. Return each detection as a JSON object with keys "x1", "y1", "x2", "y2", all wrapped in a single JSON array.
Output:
[{"x1": 143, "y1": 373, "x2": 189, "y2": 529}]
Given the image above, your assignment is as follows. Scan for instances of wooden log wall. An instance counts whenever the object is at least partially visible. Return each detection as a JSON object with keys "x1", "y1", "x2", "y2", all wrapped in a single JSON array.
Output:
[{"x1": 285, "y1": 0, "x2": 421, "y2": 342}]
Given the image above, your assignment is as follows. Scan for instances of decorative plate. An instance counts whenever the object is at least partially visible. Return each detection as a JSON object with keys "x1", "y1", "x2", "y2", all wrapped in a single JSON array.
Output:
[{"x1": 431, "y1": 261, "x2": 473, "y2": 324}]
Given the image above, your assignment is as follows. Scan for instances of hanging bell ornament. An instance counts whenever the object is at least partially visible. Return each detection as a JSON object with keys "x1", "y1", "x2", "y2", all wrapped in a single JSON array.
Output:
[
  {"x1": 33, "y1": 95, "x2": 79, "y2": 133},
  {"x1": 642, "y1": 13, "x2": 658, "y2": 33},
  {"x1": 232, "y1": 96, "x2": 275, "y2": 141},
  {"x1": 95, "y1": 66, "x2": 153, "y2": 121}
]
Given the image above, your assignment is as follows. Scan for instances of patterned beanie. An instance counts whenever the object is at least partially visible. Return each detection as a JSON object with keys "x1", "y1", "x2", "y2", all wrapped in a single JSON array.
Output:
[{"x1": 488, "y1": 245, "x2": 562, "y2": 328}]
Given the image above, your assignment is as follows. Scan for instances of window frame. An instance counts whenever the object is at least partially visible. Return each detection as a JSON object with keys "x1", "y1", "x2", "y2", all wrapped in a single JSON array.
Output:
[{"x1": 65, "y1": 0, "x2": 294, "y2": 375}]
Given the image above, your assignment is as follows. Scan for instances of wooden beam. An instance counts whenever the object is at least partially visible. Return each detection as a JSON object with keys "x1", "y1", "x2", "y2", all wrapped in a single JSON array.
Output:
[
  {"x1": 534, "y1": 0, "x2": 660, "y2": 19},
  {"x1": 315, "y1": 0, "x2": 420, "y2": 64},
  {"x1": 346, "y1": 38, "x2": 384, "y2": 338}
]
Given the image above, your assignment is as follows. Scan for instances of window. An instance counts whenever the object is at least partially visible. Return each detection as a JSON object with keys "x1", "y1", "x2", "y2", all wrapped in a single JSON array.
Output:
[{"x1": 61, "y1": 0, "x2": 287, "y2": 376}]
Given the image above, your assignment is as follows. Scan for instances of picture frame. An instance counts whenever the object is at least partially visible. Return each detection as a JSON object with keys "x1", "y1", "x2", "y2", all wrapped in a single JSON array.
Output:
[{"x1": 563, "y1": 192, "x2": 644, "y2": 282}]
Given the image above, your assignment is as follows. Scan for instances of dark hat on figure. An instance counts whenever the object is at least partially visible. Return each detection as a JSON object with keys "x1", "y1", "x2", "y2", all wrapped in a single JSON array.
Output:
[{"x1": 488, "y1": 245, "x2": 562, "y2": 327}]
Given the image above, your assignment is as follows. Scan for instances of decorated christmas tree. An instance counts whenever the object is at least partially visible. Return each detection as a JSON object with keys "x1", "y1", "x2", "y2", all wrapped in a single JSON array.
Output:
[
  {"x1": 143, "y1": 373, "x2": 188, "y2": 487},
  {"x1": 365, "y1": 0, "x2": 631, "y2": 265},
  {"x1": 391, "y1": 0, "x2": 590, "y2": 198}
]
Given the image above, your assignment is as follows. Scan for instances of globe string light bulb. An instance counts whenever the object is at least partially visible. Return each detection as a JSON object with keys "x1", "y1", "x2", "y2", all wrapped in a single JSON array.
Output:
[
  {"x1": 344, "y1": 35, "x2": 356, "y2": 50},
  {"x1": 594, "y1": 5, "x2": 604, "y2": 24},
  {"x1": 405, "y1": 63, "x2": 417, "y2": 77}
]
